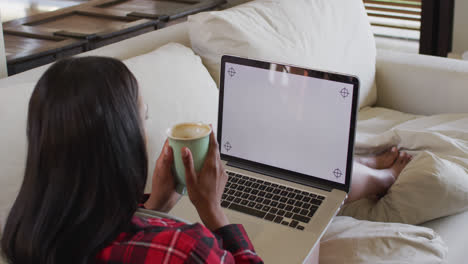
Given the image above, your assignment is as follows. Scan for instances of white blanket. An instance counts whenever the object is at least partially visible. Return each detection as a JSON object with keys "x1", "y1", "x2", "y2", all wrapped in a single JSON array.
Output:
[
  {"x1": 355, "y1": 107, "x2": 468, "y2": 156},
  {"x1": 320, "y1": 216, "x2": 448, "y2": 264},
  {"x1": 341, "y1": 107, "x2": 468, "y2": 225}
]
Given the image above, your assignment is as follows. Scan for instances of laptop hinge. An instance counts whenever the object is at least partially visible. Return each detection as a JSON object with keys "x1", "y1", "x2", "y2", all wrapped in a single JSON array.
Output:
[{"x1": 226, "y1": 160, "x2": 333, "y2": 192}]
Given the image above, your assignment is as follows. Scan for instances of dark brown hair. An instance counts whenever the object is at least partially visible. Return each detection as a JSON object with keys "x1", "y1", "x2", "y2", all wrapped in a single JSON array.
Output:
[{"x1": 1, "y1": 57, "x2": 148, "y2": 264}]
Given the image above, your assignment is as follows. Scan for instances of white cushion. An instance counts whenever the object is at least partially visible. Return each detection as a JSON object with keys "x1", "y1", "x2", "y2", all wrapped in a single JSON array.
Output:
[
  {"x1": 423, "y1": 210, "x2": 468, "y2": 264},
  {"x1": 0, "y1": 83, "x2": 35, "y2": 230},
  {"x1": 0, "y1": 43, "x2": 219, "y2": 231},
  {"x1": 375, "y1": 49, "x2": 468, "y2": 115},
  {"x1": 341, "y1": 107, "x2": 468, "y2": 225},
  {"x1": 321, "y1": 216, "x2": 448, "y2": 263},
  {"x1": 123, "y1": 43, "x2": 219, "y2": 192},
  {"x1": 188, "y1": 0, "x2": 377, "y2": 109}
]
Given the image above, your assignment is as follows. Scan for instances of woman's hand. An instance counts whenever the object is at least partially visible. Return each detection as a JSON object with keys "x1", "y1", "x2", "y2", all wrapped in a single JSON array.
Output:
[
  {"x1": 182, "y1": 130, "x2": 229, "y2": 231},
  {"x1": 144, "y1": 140, "x2": 181, "y2": 212}
]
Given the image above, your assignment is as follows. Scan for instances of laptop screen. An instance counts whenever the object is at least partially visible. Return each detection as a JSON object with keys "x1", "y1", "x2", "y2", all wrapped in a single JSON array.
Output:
[{"x1": 219, "y1": 56, "x2": 358, "y2": 190}]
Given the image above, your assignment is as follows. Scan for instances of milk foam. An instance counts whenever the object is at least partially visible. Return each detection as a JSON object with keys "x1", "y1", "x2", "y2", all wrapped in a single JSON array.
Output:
[{"x1": 170, "y1": 123, "x2": 210, "y2": 139}]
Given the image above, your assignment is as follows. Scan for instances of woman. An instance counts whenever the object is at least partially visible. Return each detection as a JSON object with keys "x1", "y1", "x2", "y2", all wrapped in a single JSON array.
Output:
[{"x1": 1, "y1": 57, "x2": 263, "y2": 264}]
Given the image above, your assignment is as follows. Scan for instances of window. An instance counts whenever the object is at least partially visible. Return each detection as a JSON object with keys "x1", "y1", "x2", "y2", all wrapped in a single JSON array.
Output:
[
  {"x1": 364, "y1": 0, "x2": 455, "y2": 57},
  {"x1": 365, "y1": 0, "x2": 421, "y2": 41}
]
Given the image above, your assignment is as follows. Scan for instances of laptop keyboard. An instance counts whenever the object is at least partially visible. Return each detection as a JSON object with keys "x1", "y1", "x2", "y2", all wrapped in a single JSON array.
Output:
[{"x1": 221, "y1": 171, "x2": 325, "y2": 231}]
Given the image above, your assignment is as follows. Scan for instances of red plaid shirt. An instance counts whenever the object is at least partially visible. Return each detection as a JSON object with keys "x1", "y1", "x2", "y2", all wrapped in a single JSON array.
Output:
[{"x1": 96, "y1": 215, "x2": 264, "y2": 264}]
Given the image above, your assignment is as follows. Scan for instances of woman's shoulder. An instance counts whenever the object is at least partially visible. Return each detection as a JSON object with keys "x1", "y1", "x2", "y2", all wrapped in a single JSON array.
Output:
[
  {"x1": 132, "y1": 215, "x2": 187, "y2": 229},
  {"x1": 96, "y1": 216, "x2": 217, "y2": 263},
  {"x1": 131, "y1": 215, "x2": 216, "y2": 242},
  {"x1": 116, "y1": 215, "x2": 216, "y2": 247}
]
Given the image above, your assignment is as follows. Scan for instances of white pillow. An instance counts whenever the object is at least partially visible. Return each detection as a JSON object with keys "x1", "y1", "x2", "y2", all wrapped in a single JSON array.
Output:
[
  {"x1": 0, "y1": 43, "x2": 219, "y2": 230},
  {"x1": 341, "y1": 151, "x2": 468, "y2": 225},
  {"x1": 188, "y1": 0, "x2": 377, "y2": 109},
  {"x1": 320, "y1": 216, "x2": 448, "y2": 264},
  {"x1": 123, "y1": 43, "x2": 219, "y2": 192},
  {"x1": 0, "y1": 83, "x2": 35, "y2": 230},
  {"x1": 341, "y1": 107, "x2": 468, "y2": 225}
]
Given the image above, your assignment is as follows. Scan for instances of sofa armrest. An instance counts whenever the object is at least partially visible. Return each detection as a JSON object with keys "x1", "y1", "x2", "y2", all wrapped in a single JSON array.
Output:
[{"x1": 375, "y1": 49, "x2": 468, "y2": 115}]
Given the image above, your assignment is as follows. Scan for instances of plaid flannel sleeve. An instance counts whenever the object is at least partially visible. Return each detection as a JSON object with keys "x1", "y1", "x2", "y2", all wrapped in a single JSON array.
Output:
[
  {"x1": 214, "y1": 224, "x2": 263, "y2": 264},
  {"x1": 138, "y1": 194, "x2": 263, "y2": 263},
  {"x1": 185, "y1": 223, "x2": 263, "y2": 264}
]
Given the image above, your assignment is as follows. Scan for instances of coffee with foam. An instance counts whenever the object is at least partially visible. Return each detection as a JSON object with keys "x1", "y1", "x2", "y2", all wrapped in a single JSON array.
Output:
[
  {"x1": 169, "y1": 123, "x2": 211, "y2": 140},
  {"x1": 167, "y1": 122, "x2": 212, "y2": 194}
]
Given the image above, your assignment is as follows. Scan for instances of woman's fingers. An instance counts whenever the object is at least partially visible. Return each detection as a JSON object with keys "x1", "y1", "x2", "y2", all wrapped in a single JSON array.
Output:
[
  {"x1": 163, "y1": 143, "x2": 173, "y2": 164},
  {"x1": 208, "y1": 130, "x2": 219, "y2": 155},
  {"x1": 182, "y1": 147, "x2": 197, "y2": 185},
  {"x1": 207, "y1": 130, "x2": 223, "y2": 170}
]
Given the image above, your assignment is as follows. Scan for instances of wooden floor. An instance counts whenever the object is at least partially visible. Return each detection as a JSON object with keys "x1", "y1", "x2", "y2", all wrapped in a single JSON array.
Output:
[{"x1": 0, "y1": 0, "x2": 88, "y2": 22}]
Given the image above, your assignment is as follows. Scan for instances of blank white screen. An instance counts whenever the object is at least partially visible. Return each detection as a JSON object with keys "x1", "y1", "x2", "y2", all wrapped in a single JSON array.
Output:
[{"x1": 221, "y1": 62, "x2": 354, "y2": 184}]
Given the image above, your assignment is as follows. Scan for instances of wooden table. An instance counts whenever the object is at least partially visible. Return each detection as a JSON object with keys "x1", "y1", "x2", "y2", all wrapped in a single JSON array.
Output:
[{"x1": 3, "y1": 0, "x2": 226, "y2": 75}]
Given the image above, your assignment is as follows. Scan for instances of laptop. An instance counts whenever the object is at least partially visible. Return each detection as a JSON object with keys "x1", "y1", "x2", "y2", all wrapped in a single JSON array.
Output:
[{"x1": 171, "y1": 55, "x2": 359, "y2": 263}]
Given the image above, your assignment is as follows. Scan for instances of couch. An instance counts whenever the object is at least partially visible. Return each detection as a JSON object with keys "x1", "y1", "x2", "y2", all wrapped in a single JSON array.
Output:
[{"x1": 1, "y1": 0, "x2": 468, "y2": 263}]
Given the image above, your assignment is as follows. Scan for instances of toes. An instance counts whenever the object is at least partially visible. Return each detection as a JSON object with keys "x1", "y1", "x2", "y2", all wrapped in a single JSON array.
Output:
[
  {"x1": 406, "y1": 154, "x2": 413, "y2": 163},
  {"x1": 378, "y1": 146, "x2": 399, "y2": 168},
  {"x1": 356, "y1": 146, "x2": 403, "y2": 170},
  {"x1": 389, "y1": 146, "x2": 398, "y2": 157},
  {"x1": 388, "y1": 146, "x2": 399, "y2": 161},
  {"x1": 398, "y1": 152, "x2": 413, "y2": 165},
  {"x1": 398, "y1": 152, "x2": 405, "y2": 164}
]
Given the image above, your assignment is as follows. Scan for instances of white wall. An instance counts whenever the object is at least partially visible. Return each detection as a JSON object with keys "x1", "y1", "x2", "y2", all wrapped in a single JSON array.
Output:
[{"x1": 452, "y1": 0, "x2": 468, "y2": 55}]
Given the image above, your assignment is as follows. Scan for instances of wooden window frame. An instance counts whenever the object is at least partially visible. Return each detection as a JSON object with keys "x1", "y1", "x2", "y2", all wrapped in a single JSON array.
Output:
[{"x1": 419, "y1": 0, "x2": 455, "y2": 57}]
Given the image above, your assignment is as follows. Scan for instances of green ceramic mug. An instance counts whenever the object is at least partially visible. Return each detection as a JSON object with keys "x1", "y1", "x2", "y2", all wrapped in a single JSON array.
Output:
[{"x1": 167, "y1": 122, "x2": 211, "y2": 195}]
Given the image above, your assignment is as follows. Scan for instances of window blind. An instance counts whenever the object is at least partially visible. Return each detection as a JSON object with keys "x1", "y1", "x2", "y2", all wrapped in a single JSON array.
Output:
[{"x1": 364, "y1": 0, "x2": 422, "y2": 41}]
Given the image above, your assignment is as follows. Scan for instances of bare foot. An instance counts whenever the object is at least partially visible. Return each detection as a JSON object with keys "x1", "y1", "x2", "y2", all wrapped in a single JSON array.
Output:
[
  {"x1": 374, "y1": 152, "x2": 412, "y2": 196},
  {"x1": 386, "y1": 152, "x2": 412, "y2": 180},
  {"x1": 355, "y1": 146, "x2": 399, "y2": 170},
  {"x1": 347, "y1": 152, "x2": 413, "y2": 203}
]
